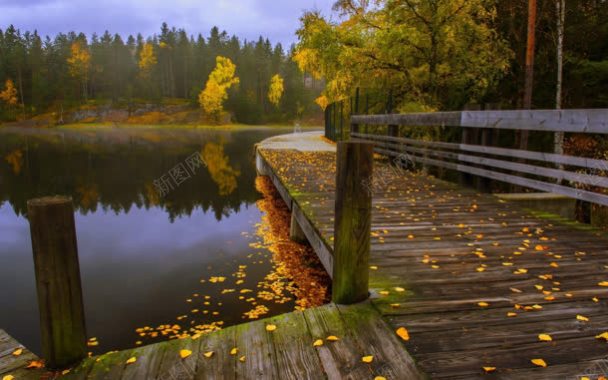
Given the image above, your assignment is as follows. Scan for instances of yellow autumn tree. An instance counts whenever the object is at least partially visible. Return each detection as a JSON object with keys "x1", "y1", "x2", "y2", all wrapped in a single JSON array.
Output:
[
  {"x1": 67, "y1": 41, "x2": 91, "y2": 101},
  {"x1": 268, "y1": 74, "x2": 284, "y2": 107},
  {"x1": 138, "y1": 43, "x2": 157, "y2": 78},
  {"x1": 0, "y1": 79, "x2": 18, "y2": 106},
  {"x1": 199, "y1": 56, "x2": 240, "y2": 122}
]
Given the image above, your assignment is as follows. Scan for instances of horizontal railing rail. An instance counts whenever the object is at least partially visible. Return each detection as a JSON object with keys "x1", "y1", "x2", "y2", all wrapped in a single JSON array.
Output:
[
  {"x1": 350, "y1": 109, "x2": 608, "y2": 207},
  {"x1": 352, "y1": 109, "x2": 608, "y2": 133}
]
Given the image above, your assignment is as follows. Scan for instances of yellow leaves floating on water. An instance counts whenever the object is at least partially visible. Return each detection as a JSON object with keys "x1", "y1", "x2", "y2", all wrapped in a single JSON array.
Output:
[
  {"x1": 361, "y1": 355, "x2": 374, "y2": 363},
  {"x1": 265, "y1": 324, "x2": 277, "y2": 332},
  {"x1": 179, "y1": 349, "x2": 192, "y2": 359},
  {"x1": 483, "y1": 367, "x2": 496, "y2": 373},
  {"x1": 538, "y1": 334, "x2": 552, "y2": 342},
  {"x1": 576, "y1": 315, "x2": 589, "y2": 322},
  {"x1": 126, "y1": 357, "x2": 137, "y2": 365},
  {"x1": 209, "y1": 276, "x2": 226, "y2": 283},
  {"x1": 531, "y1": 358, "x2": 547, "y2": 367},
  {"x1": 11, "y1": 348, "x2": 22, "y2": 356},
  {"x1": 313, "y1": 339, "x2": 324, "y2": 347},
  {"x1": 396, "y1": 327, "x2": 410, "y2": 341},
  {"x1": 243, "y1": 305, "x2": 269, "y2": 320}
]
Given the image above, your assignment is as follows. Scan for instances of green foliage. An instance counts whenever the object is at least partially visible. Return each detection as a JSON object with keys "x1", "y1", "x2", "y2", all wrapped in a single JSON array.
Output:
[{"x1": 295, "y1": 0, "x2": 512, "y2": 110}]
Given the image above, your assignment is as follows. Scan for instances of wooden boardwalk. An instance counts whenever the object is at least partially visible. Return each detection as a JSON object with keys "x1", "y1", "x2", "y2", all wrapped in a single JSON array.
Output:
[
  {"x1": 3, "y1": 131, "x2": 607, "y2": 379},
  {"x1": 256, "y1": 132, "x2": 608, "y2": 379},
  {"x1": 0, "y1": 303, "x2": 421, "y2": 379}
]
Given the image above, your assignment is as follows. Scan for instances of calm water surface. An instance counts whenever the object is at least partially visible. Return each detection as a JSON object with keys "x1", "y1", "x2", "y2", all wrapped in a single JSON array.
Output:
[{"x1": 0, "y1": 126, "x2": 300, "y2": 355}]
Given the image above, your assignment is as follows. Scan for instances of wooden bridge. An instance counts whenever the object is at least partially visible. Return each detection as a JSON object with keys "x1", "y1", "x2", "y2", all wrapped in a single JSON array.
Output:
[{"x1": 2, "y1": 109, "x2": 608, "y2": 379}]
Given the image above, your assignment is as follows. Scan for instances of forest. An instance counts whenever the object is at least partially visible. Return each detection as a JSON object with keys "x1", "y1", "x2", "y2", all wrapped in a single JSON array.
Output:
[
  {"x1": 0, "y1": 1, "x2": 607, "y2": 125},
  {"x1": 0, "y1": 23, "x2": 322, "y2": 124}
]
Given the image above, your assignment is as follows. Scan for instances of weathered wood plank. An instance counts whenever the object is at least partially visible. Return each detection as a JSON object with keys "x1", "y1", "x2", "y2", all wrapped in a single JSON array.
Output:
[
  {"x1": 267, "y1": 311, "x2": 326, "y2": 380},
  {"x1": 302, "y1": 303, "x2": 370, "y2": 379},
  {"x1": 234, "y1": 320, "x2": 277, "y2": 379}
]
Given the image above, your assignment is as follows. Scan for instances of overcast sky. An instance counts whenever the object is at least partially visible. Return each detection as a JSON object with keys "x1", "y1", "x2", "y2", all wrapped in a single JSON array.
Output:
[{"x1": 0, "y1": 0, "x2": 335, "y2": 46}]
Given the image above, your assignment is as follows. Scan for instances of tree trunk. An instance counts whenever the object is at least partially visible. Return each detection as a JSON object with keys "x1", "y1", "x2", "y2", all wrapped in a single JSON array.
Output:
[
  {"x1": 520, "y1": 0, "x2": 537, "y2": 151},
  {"x1": 554, "y1": 0, "x2": 565, "y2": 158}
]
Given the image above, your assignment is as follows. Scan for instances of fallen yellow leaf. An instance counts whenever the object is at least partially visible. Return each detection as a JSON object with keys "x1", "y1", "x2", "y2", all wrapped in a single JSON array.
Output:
[
  {"x1": 483, "y1": 367, "x2": 496, "y2": 373},
  {"x1": 577, "y1": 315, "x2": 590, "y2": 322},
  {"x1": 326, "y1": 336, "x2": 339, "y2": 341},
  {"x1": 362, "y1": 355, "x2": 374, "y2": 363},
  {"x1": 313, "y1": 339, "x2": 324, "y2": 347},
  {"x1": 266, "y1": 324, "x2": 277, "y2": 332},
  {"x1": 3, "y1": 375, "x2": 15, "y2": 380},
  {"x1": 12, "y1": 348, "x2": 22, "y2": 356},
  {"x1": 531, "y1": 358, "x2": 547, "y2": 367},
  {"x1": 239, "y1": 355, "x2": 246, "y2": 362},
  {"x1": 374, "y1": 377, "x2": 387, "y2": 380},
  {"x1": 507, "y1": 312, "x2": 517, "y2": 317},
  {"x1": 396, "y1": 327, "x2": 410, "y2": 341},
  {"x1": 595, "y1": 332, "x2": 608, "y2": 341},
  {"x1": 538, "y1": 334, "x2": 552, "y2": 342},
  {"x1": 203, "y1": 351, "x2": 214, "y2": 358},
  {"x1": 478, "y1": 302, "x2": 489, "y2": 307},
  {"x1": 179, "y1": 349, "x2": 192, "y2": 359},
  {"x1": 25, "y1": 360, "x2": 44, "y2": 369},
  {"x1": 230, "y1": 348, "x2": 238, "y2": 355},
  {"x1": 394, "y1": 287, "x2": 405, "y2": 292},
  {"x1": 370, "y1": 266, "x2": 378, "y2": 270},
  {"x1": 599, "y1": 281, "x2": 608, "y2": 287},
  {"x1": 126, "y1": 357, "x2": 137, "y2": 365}
]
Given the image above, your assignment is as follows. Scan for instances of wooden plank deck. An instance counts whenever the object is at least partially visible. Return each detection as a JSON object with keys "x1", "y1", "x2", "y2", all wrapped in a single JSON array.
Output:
[
  {"x1": 0, "y1": 303, "x2": 421, "y2": 379},
  {"x1": 256, "y1": 132, "x2": 608, "y2": 379}
]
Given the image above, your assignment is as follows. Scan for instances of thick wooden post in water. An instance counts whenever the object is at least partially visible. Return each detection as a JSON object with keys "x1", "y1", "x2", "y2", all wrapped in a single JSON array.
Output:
[
  {"x1": 27, "y1": 196, "x2": 87, "y2": 369},
  {"x1": 333, "y1": 142, "x2": 373, "y2": 304}
]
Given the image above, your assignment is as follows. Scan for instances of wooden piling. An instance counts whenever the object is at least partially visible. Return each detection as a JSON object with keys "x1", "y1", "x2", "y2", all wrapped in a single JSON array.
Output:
[
  {"x1": 332, "y1": 142, "x2": 373, "y2": 304},
  {"x1": 27, "y1": 196, "x2": 87, "y2": 369}
]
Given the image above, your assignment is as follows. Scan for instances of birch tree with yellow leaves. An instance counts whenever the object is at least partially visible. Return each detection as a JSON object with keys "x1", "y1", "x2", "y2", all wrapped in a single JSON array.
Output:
[
  {"x1": 268, "y1": 74, "x2": 284, "y2": 108},
  {"x1": 199, "y1": 56, "x2": 240, "y2": 123}
]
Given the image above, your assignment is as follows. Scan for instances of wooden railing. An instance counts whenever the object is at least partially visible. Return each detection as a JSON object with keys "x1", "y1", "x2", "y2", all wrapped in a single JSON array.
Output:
[{"x1": 351, "y1": 109, "x2": 608, "y2": 206}]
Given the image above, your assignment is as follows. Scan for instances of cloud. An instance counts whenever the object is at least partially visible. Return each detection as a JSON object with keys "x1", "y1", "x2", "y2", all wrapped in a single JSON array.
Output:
[{"x1": 0, "y1": 0, "x2": 334, "y2": 46}]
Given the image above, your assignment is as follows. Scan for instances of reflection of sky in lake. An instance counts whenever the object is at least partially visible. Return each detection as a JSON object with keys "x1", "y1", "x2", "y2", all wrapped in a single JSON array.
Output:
[{"x1": 0, "y1": 127, "x2": 299, "y2": 355}]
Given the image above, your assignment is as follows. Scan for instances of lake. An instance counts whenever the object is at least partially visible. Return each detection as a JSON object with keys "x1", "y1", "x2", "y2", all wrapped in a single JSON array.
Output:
[{"x1": 0, "y1": 125, "x2": 326, "y2": 355}]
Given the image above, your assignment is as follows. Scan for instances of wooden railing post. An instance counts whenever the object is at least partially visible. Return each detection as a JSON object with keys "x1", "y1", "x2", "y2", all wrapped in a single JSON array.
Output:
[
  {"x1": 333, "y1": 142, "x2": 373, "y2": 304},
  {"x1": 27, "y1": 196, "x2": 87, "y2": 369}
]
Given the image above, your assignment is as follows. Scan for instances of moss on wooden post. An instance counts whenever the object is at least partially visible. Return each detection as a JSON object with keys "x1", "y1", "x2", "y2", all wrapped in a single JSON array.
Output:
[
  {"x1": 27, "y1": 196, "x2": 87, "y2": 369},
  {"x1": 332, "y1": 142, "x2": 373, "y2": 304}
]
